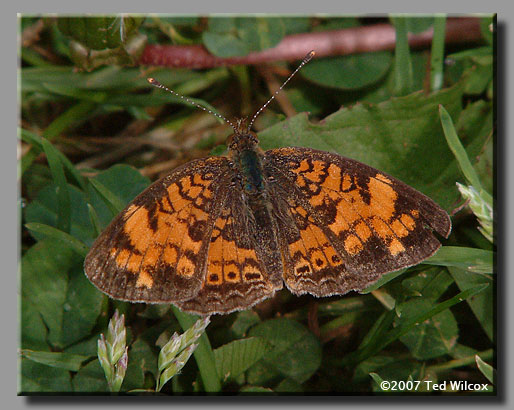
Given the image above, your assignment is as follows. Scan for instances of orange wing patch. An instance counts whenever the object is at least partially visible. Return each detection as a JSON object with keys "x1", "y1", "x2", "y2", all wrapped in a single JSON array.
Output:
[
  {"x1": 288, "y1": 207, "x2": 343, "y2": 278},
  {"x1": 290, "y1": 160, "x2": 420, "y2": 257},
  {"x1": 109, "y1": 173, "x2": 215, "y2": 288},
  {"x1": 205, "y1": 214, "x2": 264, "y2": 287}
]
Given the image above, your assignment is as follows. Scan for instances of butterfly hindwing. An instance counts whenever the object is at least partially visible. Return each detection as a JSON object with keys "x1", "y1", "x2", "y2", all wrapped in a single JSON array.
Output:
[{"x1": 176, "y1": 181, "x2": 283, "y2": 314}]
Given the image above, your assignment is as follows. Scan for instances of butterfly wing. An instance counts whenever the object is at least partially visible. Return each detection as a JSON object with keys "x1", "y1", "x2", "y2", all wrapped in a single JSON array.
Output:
[
  {"x1": 264, "y1": 147, "x2": 451, "y2": 297},
  {"x1": 176, "y1": 180, "x2": 283, "y2": 315},
  {"x1": 84, "y1": 157, "x2": 233, "y2": 304}
]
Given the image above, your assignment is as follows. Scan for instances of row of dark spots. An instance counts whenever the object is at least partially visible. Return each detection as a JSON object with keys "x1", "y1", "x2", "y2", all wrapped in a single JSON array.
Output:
[{"x1": 207, "y1": 270, "x2": 261, "y2": 284}]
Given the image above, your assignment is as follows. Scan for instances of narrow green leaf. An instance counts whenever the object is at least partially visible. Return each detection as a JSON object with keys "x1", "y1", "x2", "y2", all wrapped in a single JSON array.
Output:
[
  {"x1": 171, "y1": 307, "x2": 221, "y2": 392},
  {"x1": 25, "y1": 222, "x2": 89, "y2": 257},
  {"x1": 361, "y1": 269, "x2": 406, "y2": 293},
  {"x1": 475, "y1": 354, "x2": 495, "y2": 384},
  {"x1": 424, "y1": 246, "x2": 494, "y2": 274},
  {"x1": 390, "y1": 16, "x2": 414, "y2": 96},
  {"x1": 440, "y1": 105, "x2": 490, "y2": 201},
  {"x1": 41, "y1": 138, "x2": 71, "y2": 233},
  {"x1": 88, "y1": 178, "x2": 127, "y2": 216},
  {"x1": 430, "y1": 15, "x2": 447, "y2": 92},
  {"x1": 43, "y1": 100, "x2": 97, "y2": 141},
  {"x1": 20, "y1": 128, "x2": 86, "y2": 189},
  {"x1": 427, "y1": 348, "x2": 493, "y2": 373},
  {"x1": 345, "y1": 284, "x2": 488, "y2": 365},
  {"x1": 20, "y1": 349, "x2": 90, "y2": 372},
  {"x1": 87, "y1": 203, "x2": 103, "y2": 238},
  {"x1": 214, "y1": 337, "x2": 270, "y2": 381}
]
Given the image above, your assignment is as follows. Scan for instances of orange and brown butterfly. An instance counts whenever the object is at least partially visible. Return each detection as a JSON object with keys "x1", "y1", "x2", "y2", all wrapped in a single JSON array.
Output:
[{"x1": 84, "y1": 51, "x2": 451, "y2": 315}]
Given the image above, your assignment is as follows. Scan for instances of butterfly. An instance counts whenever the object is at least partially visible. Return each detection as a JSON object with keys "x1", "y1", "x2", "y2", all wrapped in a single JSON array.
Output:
[{"x1": 84, "y1": 51, "x2": 451, "y2": 315}]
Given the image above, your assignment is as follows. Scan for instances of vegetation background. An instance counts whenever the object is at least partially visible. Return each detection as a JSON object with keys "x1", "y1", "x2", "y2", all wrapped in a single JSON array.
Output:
[{"x1": 19, "y1": 15, "x2": 494, "y2": 394}]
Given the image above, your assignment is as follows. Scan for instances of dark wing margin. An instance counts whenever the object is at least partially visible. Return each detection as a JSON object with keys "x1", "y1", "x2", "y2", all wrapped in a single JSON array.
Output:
[{"x1": 84, "y1": 157, "x2": 231, "y2": 304}]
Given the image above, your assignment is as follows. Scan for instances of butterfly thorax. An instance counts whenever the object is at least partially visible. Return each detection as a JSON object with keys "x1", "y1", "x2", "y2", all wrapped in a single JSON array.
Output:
[{"x1": 228, "y1": 131, "x2": 265, "y2": 196}]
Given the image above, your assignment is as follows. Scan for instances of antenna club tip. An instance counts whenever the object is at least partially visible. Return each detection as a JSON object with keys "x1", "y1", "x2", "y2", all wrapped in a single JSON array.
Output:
[
  {"x1": 309, "y1": 50, "x2": 316, "y2": 56},
  {"x1": 147, "y1": 77, "x2": 158, "y2": 85}
]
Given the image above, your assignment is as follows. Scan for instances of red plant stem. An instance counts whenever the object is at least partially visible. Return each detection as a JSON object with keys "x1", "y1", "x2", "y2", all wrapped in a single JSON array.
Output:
[{"x1": 139, "y1": 17, "x2": 482, "y2": 69}]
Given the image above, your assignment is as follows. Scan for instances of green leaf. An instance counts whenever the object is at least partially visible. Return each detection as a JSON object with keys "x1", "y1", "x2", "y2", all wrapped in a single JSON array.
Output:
[
  {"x1": 88, "y1": 178, "x2": 127, "y2": 217},
  {"x1": 24, "y1": 182, "x2": 94, "y2": 245},
  {"x1": 397, "y1": 298, "x2": 459, "y2": 360},
  {"x1": 20, "y1": 350, "x2": 90, "y2": 372},
  {"x1": 123, "y1": 338, "x2": 158, "y2": 391},
  {"x1": 20, "y1": 295, "x2": 49, "y2": 351},
  {"x1": 24, "y1": 222, "x2": 89, "y2": 256},
  {"x1": 61, "y1": 265, "x2": 105, "y2": 346},
  {"x1": 430, "y1": 15, "x2": 446, "y2": 92},
  {"x1": 41, "y1": 137, "x2": 71, "y2": 233},
  {"x1": 302, "y1": 52, "x2": 392, "y2": 90},
  {"x1": 346, "y1": 284, "x2": 488, "y2": 364},
  {"x1": 449, "y1": 267, "x2": 493, "y2": 341},
  {"x1": 72, "y1": 359, "x2": 109, "y2": 392},
  {"x1": 390, "y1": 16, "x2": 414, "y2": 96},
  {"x1": 425, "y1": 246, "x2": 494, "y2": 274},
  {"x1": 475, "y1": 354, "x2": 495, "y2": 384},
  {"x1": 214, "y1": 337, "x2": 271, "y2": 381},
  {"x1": 21, "y1": 239, "x2": 79, "y2": 349},
  {"x1": 360, "y1": 269, "x2": 406, "y2": 294},
  {"x1": 248, "y1": 318, "x2": 322, "y2": 384},
  {"x1": 440, "y1": 105, "x2": 486, "y2": 194},
  {"x1": 230, "y1": 310, "x2": 261, "y2": 338},
  {"x1": 57, "y1": 16, "x2": 144, "y2": 50},
  {"x1": 20, "y1": 128, "x2": 86, "y2": 188},
  {"x1": 19, "y1": 359, "x2": 73, "y2": 393},
  {"x1": 203, "y1": 17, "x2": 285, "y2": 57}
]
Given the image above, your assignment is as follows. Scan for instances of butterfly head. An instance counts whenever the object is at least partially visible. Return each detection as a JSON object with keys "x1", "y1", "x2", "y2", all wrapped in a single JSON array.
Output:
[{"x1": 227, "y1": 127, "x2": 260, "y2": 153}]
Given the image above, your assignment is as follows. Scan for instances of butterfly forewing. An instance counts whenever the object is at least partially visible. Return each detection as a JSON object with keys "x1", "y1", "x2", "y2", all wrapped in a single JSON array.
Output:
[{"x1": 84, "y1": 157, "x2": 232, "y2": 303}]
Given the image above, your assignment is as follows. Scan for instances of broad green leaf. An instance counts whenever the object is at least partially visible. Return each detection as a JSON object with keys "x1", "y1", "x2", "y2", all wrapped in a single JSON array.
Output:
[
  {"x1": 24, "y1": 182, "x2": 94, "y2": 244},
  {"x1": 301, "y1": 52, "x2": 392, "y2": 90},
  {"x1": 20, "y1": 350, "x2": 90, "y2": 372},
  {"x1": 122, "y1": 338, "x2": 158, "y2": 391},
  {"x1": 230, "y1": 310, "x2": 261, "y2": 338},
  {"x1": 20, "y1": 359, "x2": 73, "y2": 393},
  {"x1": 21, "y1": 239, "x2": 79, "y2": 349},
  {"x1": 41, "y1": 137, "x2": 71, "y2": 233},
  {"x1": 248, "y1": 318, "x2": 322, "y2": 384},
  {"x1": 214, "y1": 337, "x2": 271, "y2": 381},
  {"x1": 203, "y1": 17, "x2": 285, "y2": 57},
  {"x1": 274, "y1": 377, "x2": 303, "y2": 393},
  {"x1": 61, "y1": 265, "x2": 105, "y2": 346},
  {"x1": 397, "y1": 298, "x2": 459, "y2": 360},
  {"x1": 72, "y1": 359, "x2": 109, "y2": 392},
  {"x1": 401, "y1": 267, "x2": 454, "y2": 302},
  {"x1": 239, "y1": 385, "x2": 274, "y2": 393},
  {"x1": 20, "y1": 295, "x2": 49, "y2": 351}
]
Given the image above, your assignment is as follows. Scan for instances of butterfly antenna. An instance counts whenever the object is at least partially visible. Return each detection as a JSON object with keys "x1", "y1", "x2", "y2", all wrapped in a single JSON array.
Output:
[
  {"x1": 147, "y1": 78, "x2": 237, "y2": 132},
  {"x1": 247, "y1": 50, "x2": 316, "y2": 132}
]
